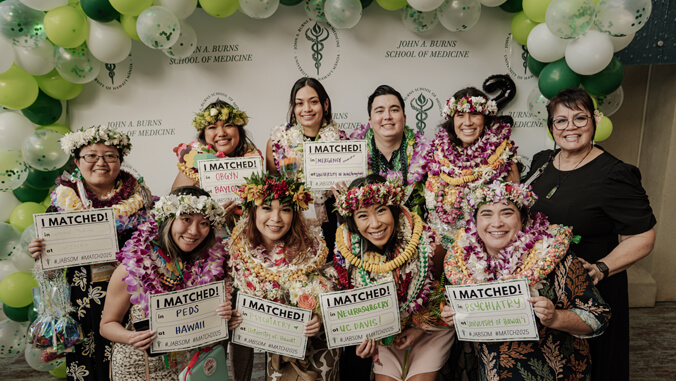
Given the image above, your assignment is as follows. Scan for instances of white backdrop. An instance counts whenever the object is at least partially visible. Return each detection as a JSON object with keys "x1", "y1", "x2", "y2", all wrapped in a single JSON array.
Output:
[{"x1": 69, "y1": 6, "x2": 550, "y2": 195}]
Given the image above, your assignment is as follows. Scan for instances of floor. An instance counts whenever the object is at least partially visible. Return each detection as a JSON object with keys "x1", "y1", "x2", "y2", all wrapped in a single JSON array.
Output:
[{"x1": 2, "y1": 303, "x2": 675, "y2": 380}]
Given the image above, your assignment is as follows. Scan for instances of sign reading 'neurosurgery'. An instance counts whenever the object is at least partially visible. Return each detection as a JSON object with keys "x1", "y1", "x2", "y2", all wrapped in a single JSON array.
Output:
[
  {"x1": 198, "y1": 156, "x2": 263, "y2": 204},
  {"x1": 303, "y1": 140, "x2": 368, "y2": 190}
]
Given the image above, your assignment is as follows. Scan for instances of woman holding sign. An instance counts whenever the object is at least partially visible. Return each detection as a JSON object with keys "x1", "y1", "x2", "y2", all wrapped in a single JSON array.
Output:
[
  {"x1": 29, "y1": 125, "x2": 154, "y2": 381},
  {"x1": 228, "y1": 173, "x2": 340, "y2": 381},
  {"x1": 441, "y1": 181, "x2": 611, "y2": 380},
  {"x1": 100, "y1": 186, "x2": 232, "y2": 380},
  {"x1": 333, "y1": 174, "x2": 452, "y2": 381}
]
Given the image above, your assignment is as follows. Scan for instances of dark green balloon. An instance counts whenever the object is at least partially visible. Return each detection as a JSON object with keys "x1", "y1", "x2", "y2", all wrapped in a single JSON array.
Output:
[
  {"x1": 25, "y1": 166, "x2": 62, "y2": 190},
  {"x1": 3, "y1": 302, "x2": 32, "y2": 322},
  {"x1": 500, "y1": 0, "x2": 522, "y2": 13},
  {"x1": 538, "y1": 59, "x2": 581, "y2": 99},
  {"x1": 27, "y1": 305, "x2": 39, "y2": 323},
  {"x1": 81, "y1": 0, "x2": 120, "y2": 23},
  {"x1": 280, "y1": 0, "x2": 303, "y2": 5},
  {"x1": 361, "y1": 0, "x2": 373, "y2": 9},
  {"x1": 527, "y1": 55, "x2": 547, "y2": 77},
  {"x1": 12, "y1": 181, "x2": 50, "y2": 203},
  {"x1": 20, "y1": 90, "x2": 62, "y2": 126},
  {"x1": 581, "y1": 58, "x2": 625, "y2": 97}
]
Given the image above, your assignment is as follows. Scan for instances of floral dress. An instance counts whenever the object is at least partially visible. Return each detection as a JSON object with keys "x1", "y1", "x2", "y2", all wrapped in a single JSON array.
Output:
[{"x1": 49, "y1": 170, "x2": 153, "y2": 381}]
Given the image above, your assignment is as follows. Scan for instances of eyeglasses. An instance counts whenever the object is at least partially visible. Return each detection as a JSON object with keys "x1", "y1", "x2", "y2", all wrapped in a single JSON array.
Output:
[
  {"x1": 79, "y1": 154, "x2": 120, "y2": 163},
  {"x1": 552, "y1": 115, "x2": 591, "y2": 130}
]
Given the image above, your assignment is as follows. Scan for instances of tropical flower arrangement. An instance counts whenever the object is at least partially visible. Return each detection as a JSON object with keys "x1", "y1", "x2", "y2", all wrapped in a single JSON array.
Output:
[
  {"x1": 237, "y1": 172, "x2": 313, "y2": 212},
  {"x1": 152, "y1": 193, "x2": 227, "y2": 226},
  {"x1": 60, "y1": 125, "x2": 132, "y2": 157},
  {"x1": 192, "y1": 104, "x2": 249, "y2": 131},
  {"x1": 442, "y1": 96, "x2": 498, "y2": 119}
]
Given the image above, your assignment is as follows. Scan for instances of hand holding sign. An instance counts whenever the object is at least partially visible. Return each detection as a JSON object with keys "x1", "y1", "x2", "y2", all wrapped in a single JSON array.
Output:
[
  {"x1": 440, "y1": 303, "x2": 455, "y2": 329},
  {"x1": 528, "y1": 296, "x2": 556, "y2": 326},
  {"x1": 304, "y1": 313, "x2": 320, "y2": 337},
  {"x1": 216, "y1": 299, "x2": 233, "y2": 321},
  {"x1": 128, "y1": 329, "x2": 156, "y2": 351}
]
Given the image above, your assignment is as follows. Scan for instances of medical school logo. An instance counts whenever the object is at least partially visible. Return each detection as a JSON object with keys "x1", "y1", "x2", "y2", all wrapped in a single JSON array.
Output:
[
  {"x1": 94, "y1": 54, "x2": 133, "y2": 91},
  {"x1": 503, "y1": 34, "x2": 534, "y2": 81},
  {"x1": 294, "y1": 20, "x2": 341, "y2": 80},
  {"x1": 404, "y1": 88, "x2": 443, "y2": 135}
]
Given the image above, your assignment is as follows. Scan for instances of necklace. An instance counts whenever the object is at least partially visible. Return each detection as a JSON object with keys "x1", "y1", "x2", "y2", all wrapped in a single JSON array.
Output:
[{"x1": 546, "y1": 146, "x2": 592, "y2": 199}]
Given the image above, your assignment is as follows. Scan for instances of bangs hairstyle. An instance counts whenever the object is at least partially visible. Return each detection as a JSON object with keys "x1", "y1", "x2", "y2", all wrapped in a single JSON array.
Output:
[
  {"x1": 287, "y1": 77, "x2": 333, "y2": 126},
  {"x1": 345, "y1": 174, "x2": 402, "y2": 256},
  {"x1": 367, "y1": 84, "x2": 405, "y2": 116},
  {"x1": 156, "y1": 186, "x2": 216, "y2": 263},
  {"x1": 243, "y1": 203, "x2": 312, "y2": 263},
  {"x1": 197, "y1": 99, "x2": 256, "y2": 157},
  {"x1": 441, "y1": 87, "x2": 495, "y2": 147},
  {"x1": 546, "y1": 88, "x2": 597, "y2": 137}
]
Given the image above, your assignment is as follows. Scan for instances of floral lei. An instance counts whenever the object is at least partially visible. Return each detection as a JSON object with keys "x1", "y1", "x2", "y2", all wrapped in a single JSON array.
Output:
[
  {"x1": 425, "y1": 121, "x2": 517, "y2": 225},
  {"x1": 60, "y1": 125, "x2": 132, "y2": 157},
  {"x1": 173, "y1": 140, "x2": 260, "y2": 183},
  {"x1": 116, "y1": 216, "x2": 228, "y2": 316},
  {"x1": 444, "y1": 213, "x2": 572, "y2": 286},
  {"x1": 334, "y1": 207, "x2": 437, "y2": 318}
]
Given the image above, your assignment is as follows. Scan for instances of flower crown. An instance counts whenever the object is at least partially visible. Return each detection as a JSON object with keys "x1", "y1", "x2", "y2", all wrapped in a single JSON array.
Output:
[
  {"x1": 237, "y1": 172, "x2": 313, "y2": 211},
  {"x1": 60, "y1": 125, "x2": 132, "y2": 157},
  {"x1": 443, "y1": 96, "x2": 498, "y2": 119},
  {"x1": 335, "y1": 180, "x2": 405, "y2": 217},
  {"x1": 152, "y1": 193, "x2": 227, "y2": 226},
  {"x1": 463, "y1": 180, "x2": 537, "y2": 216},
  {"x1": 192, "y1": 104, "x2": 249, "y2": 131}
]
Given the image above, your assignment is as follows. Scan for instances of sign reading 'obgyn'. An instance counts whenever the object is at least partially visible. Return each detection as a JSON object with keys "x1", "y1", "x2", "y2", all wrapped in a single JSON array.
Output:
[{"x1": 198, "y1": 156, "x2": 263, "y2": 204}]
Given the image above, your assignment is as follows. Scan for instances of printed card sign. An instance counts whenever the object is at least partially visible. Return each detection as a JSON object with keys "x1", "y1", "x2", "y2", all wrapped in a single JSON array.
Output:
[
  {"x1": 34, "y1": 208, "x2": 119, "y2": 270},
  {"x1": 198, "y1": 156, "x2": 263, "y2": 204},
  {"x1": 445, "y1": 278, "x2": 539, "y2": 342},
  {"x1": 303, "y1": 140, "x2": 368, "y2": 190},
  {"x1": 233, "y1": 294, "x2": 311, "y2": 359},
  {"x1": 148, "y1": 282, "x2": 228, "y2": 353},
  {"x1": 320, "y1": 281, "x2": 401, "y2": 349}
]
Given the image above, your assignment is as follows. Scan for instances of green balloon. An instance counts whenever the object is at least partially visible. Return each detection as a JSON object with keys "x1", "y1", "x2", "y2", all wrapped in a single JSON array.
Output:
[
  {"x1": 44, "y1": 6, "x2": 89, "y2": 49},
  {"x1": 361, "y1": 0, "x2": 373, "y2": 9},
  {"x1": 9, "y1": 202, "x2": 47, "y2": 232},
  {"x1": 12, "y1": 181, "x2": 50, "y2": 203},
  {"x1": 500, "y1": 0, "x2": 522, "y2": 13},
  {"x1": 20, "y1": 90, "x2": 63, "y2": 126},
  {"x1": 35, "y1": 69, "x2": 84, "y2": 100},
  {"x1": 527, "y1": 55, "x2": 547, "y2": 77},
  {"x1": 81, "y1": 0, "x2": 120, "y2": 22},
  {"x1": 50, "y1": 362, "x2": 68, "y2": 378},
  {"x1": 522, "y1": 0, "x2": 550, "y2": 23},
  {"x1": 538, "y1": 59, "x2": 581, "y2": 99},
  {"x1": 110, "y1": 0, "x2": 152, "y2": 16},
  {"x1": 41, "y1": 192, "x2": 53, "y2": 208},
  {"x1": 0, "y1": 271, "x2": 38, "y2": 307},
  {"x1": 37, "y1": 123, "x2": 72, "y2": 135},
  {"x1": 510, "y1": 11, "x2": 538, "y2": 46},
  {"x1": 24, "y1": 166, "x2": 62, "y2": 190},
  {"x1": 3, "y1": 302, "x2": 31, "y2": 322},
  {"x1": 0, "y1": 65, "x2": 39, "y2": 110},
  {"x1": 280, "y1": 0, "x2": 302, "y2": 5},
  {"x1": 376, "y1": 0, "x2": 406, "y2": 11},
  {"x1": 581, "y1": 58, "x2": 624, "y2": 97},
  {"x1": 27, "y1": 304, "x2": 39, "y2": 323},
  {"x1": 120, "y1": 14, "x2": 141, "y2": 41},
  {"x1": 199, "y1": 0, "x2": 239, "y2": 17},
  {"x1": 594, "y1": 116, "x2": 613, "y2": 141}
]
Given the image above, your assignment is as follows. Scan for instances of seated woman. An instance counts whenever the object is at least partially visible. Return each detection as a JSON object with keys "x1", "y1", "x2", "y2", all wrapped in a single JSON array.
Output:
[
  {"x1": 100, "y1": 186, "x2": 232, "y2": 380},
  {"x1": 333, "y1": 174, "x2": 452, "y2": 381},
  {"x1": 228, "y1": 173, "x2": 340, "y2": 381},
  {"x1": 441, "y1": 181, "x2": 611, "y2": 380}
]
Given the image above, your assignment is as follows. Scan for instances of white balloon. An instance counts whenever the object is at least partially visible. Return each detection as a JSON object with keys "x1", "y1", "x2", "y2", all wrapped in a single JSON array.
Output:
[
  {"x1": 610, "y1": 32, "x2": 635, "y2": 52},
  {"x1": 595, "y1": 86, "x2": 624, "y2": 116},
  {"x1": 595, "y1": 0, "x2": 651, "y2": 37},
  {"x1": 87, "y1": 19, "x2": 132, "y2": 64},
  {"x1": 24, "y1": 345, "x2": 65, "y2": 371},
  {"x1": 401, "y1": 5, "x2": 438, "y2": 33},
  {"x1": 480, "y1": 0, "x2": 506, "y2": 6},
  {"x1": 18, "y1": 0, "x2": 67, "y2": 11},
  {"x1": 325, "y1": 0, "x2": 362, "y2": 29},
  {"x1": 0, "y1": 38, "x2": 15, "y2": 74},
  {"x1": 11, "y1": 250, "x2": 34, "y2": 272},
  {"x1": 0, "y1": 191, "x2": 21, "y2": 222},
  {"x1": 526, "y1": 23, "x2": 569, "y2": 63},
  {"x1": 12, "y1": 39, "x2": 55, "y2": 76},
  {"x1": 437, "y1": 0, "x2": 481, "y2": 32},
  {"x1": 163, "y1": 21, "x2": 197, "y2": 59},
  {"x1": 565, "y1": 29, "x2": 613, "y2": 75},
  {"x1": 545, "y1": 0, "x2": 595, "y2": 39},
  {"x1": 154, "y1": 0, "x2": 198, "y2": 19},
  {"x1": 0, "y1": 260, "x2": 18, "y2": 283},
  {"x1": 0, "y1": 319, "x2": 27, "y2": 357},
  {"x1": 408, "y1": 0, "x2": 445, "y2": 12},
  {"x1": 53, "y1": 44, "x2": 102, "y2": 84},
  {"x1": 19, "y1": 225, "x2": 36, "y2": 254},
  {"x1": 0, "y1": 112, "x2": 36, "y2": 151},
  {"x1": 136, "y1": 6, "x2": 181, "y2": 49},
  {"x1": 239, "y1": 0, "x2": 280, "y2": 19}
]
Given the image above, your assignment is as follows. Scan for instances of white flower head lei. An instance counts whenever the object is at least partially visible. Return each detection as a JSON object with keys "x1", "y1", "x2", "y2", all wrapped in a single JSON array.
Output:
[
  {"x1": 60, "y1": 125, "x2": 132, "y2": 157},
  {"x1": 152, "y1": 193, "x2": 227, "y2": 227},
  {"x1": 192, "y1": 103, "x2": 249, "y2": 131},
  {"x1": 443, "y1": 96, "x2": 498, "y2": 119}
]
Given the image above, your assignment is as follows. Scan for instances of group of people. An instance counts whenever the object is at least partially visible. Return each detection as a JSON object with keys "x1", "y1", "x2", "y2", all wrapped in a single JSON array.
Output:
[{"x1": 27, "y1": 77, "x2": 655, "y2": 381}]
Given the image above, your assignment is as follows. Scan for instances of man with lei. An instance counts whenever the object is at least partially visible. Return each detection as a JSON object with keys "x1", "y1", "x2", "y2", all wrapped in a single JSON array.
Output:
[
  {"x1": 333, "y1": 174, "x2": 452, "y2": 381},
  {"x1": 227, "y1": 173, "x2": 341, "y2": 381},
  {"x1": 441, "y1": 181, "x2": 611, "y2": 380},
  {"x1": 425, "y1": 89, "x2": 519, "y2": 249}
]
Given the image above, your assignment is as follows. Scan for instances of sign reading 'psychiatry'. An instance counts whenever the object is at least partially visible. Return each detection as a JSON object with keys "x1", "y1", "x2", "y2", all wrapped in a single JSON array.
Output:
[
  {"x1": 303, "y1": 140, "x2": 368, "y2": 190},
  {"x1": 198, "y1": 156, "x2": 264, "y2": 204},
  {"x1": 34, "y1": 208, "x2": 118, "y2": 270}
]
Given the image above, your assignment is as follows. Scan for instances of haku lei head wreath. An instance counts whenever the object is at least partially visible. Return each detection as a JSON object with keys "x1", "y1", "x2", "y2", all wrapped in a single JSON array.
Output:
[
  {"x1": 336, "y1": 180, "x2": 405, "y2": 217},
  {"x1": 237, "y1": 172, "x2": 313, "y2": 211},
  {"x1": 463, "y1": 180, "x2": 537, "y2": 216},
  {"x1": 152, "y1": 193, "x2": 227, "y2": 226},
  {"x1": 192, "y1": 103, "x2": 249, "y2": 131},
  {"x1": 60, "y1": 125, "x2": 132, "y2": 157},
  {"x1": 443, "y1": 96, "x2": 498, "y2": 119}
]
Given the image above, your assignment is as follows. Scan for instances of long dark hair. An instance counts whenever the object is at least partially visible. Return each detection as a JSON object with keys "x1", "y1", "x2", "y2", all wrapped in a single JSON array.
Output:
[
  {"x1": 197, "y1": 99, "x2": 256, "y2": 157},
  {"x1": 546, "y1": 88, "x2": 597, "y2": 138},
  {"x1": 441, "y1": 87, "x2": 496, "y2": 147},
  {"x1": 287, "y1": 77, "x2": 333, "y2": 126}
]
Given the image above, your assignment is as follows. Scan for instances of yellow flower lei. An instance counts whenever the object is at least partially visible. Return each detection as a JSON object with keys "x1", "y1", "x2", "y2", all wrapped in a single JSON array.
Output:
[
  {"x1": 437, "y1": 139, "x2": 511, "y2": 186},
  {"x1": 54, "y1": 184, "x2": 145, "y2": 216},
  {"x1": 335, "y1": 213, "x2": 424, "y2": 273}
]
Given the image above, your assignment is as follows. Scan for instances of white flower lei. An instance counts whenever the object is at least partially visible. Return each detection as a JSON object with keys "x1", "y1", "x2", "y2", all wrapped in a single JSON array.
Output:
[
  {"x1": 152, "y1": 194, "x2": 226, "y2": 226},
  {"x1": 60, "y1": 125, "x2": 132, "y2": 157}
]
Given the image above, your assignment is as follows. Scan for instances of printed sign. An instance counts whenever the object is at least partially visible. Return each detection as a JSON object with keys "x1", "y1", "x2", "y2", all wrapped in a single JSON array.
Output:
[
  {"x1": 320, "y1": 281, "x2": 401, "y2": 349},
  {"x1": 232, "y1": 294, "x2": 311, "y2": 359},
  {"x1": 198, "y1": 156, "x2": 263, "y2": 204},
  {"x1": 303, "y1": 140, "x2": 367, "y2": 190},
  {"x1": 445, "y1": 278, "x2": 539, "y2": 342},
  {"x1": 148, "y1": 282, "x2": 228, "y2": 353},
  {"x1": 34, "y1": 208, "x2": 118, "y2": 270}
]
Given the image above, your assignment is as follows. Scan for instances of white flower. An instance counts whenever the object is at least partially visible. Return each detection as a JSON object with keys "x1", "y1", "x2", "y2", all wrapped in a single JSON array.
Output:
[{"x1": 210, "y1": 108, "x2": 219, "y2": 116}]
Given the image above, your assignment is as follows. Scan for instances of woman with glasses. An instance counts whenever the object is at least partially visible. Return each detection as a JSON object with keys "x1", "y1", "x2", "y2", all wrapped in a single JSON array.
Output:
[
  {"x1": 29, "y1": 126, "x2": 154, "y2": 381},
  {"x1": 524, "y1": 88, "x2": 656, "y2": 381}
]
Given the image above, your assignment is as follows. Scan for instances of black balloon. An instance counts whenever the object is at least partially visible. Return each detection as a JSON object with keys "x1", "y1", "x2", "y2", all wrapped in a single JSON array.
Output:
[{"x1": 483, "y1": 74, "x2": 516, "y2": 111}]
